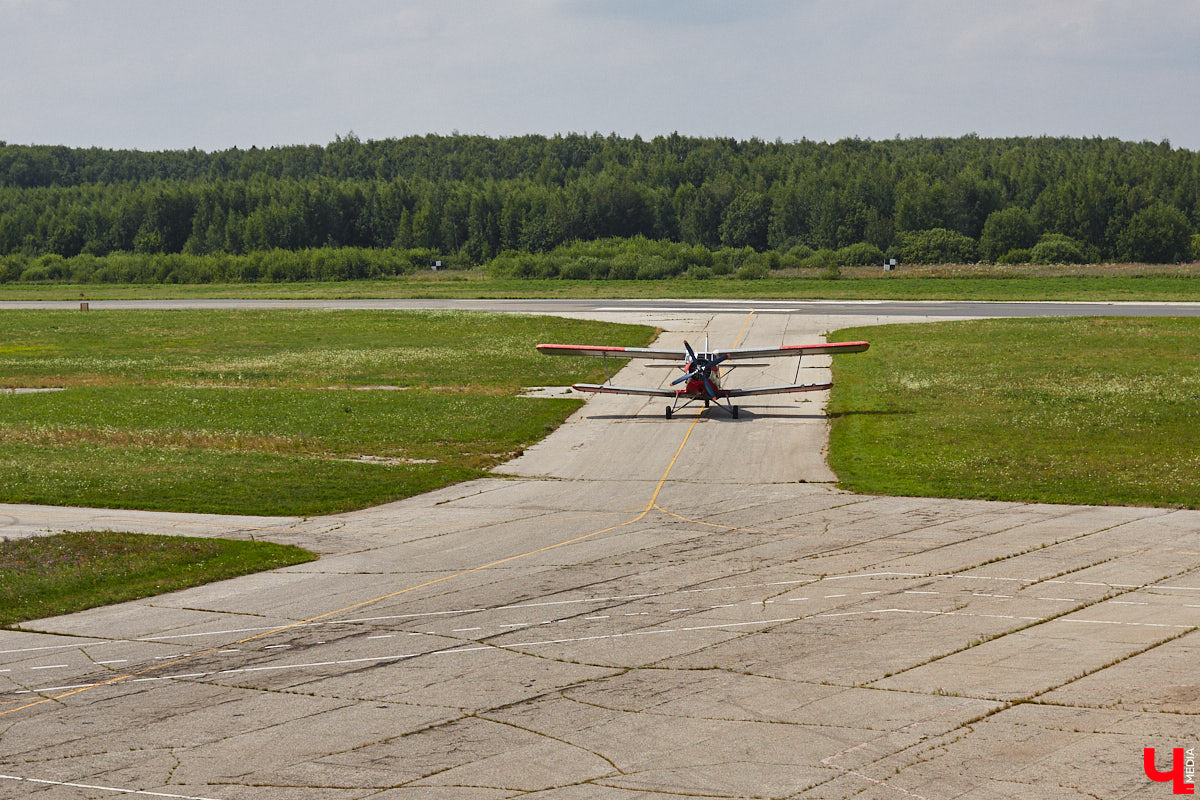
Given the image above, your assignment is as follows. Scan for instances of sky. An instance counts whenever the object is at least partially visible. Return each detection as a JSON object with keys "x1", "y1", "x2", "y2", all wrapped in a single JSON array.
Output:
[{"x1": 3, "y1": 0, "x2": 1199, "y2": 152}]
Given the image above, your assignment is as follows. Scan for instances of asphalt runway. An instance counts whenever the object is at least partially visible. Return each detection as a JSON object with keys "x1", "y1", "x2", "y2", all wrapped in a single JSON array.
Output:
[{"x1": 2, "y1": 302, "x2": 1198, "y2": 799}]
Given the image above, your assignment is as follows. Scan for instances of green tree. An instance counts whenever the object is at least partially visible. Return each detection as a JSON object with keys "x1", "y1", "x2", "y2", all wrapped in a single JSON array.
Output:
[
  {"x1": 1116, "y1": 202, "x2": 1193, "y2": 263},
  {"x1": 980, "y1": 207, "x2": 1037, "y2": 261},
  {"x1": 719, "y1": 191, "x2": 770, "y2": 250}
]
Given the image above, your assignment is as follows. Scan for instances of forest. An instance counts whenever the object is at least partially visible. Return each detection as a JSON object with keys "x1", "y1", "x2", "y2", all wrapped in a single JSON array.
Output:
[{"x1": 1, "y1": 133, "x2": 1198, "y2": 283}]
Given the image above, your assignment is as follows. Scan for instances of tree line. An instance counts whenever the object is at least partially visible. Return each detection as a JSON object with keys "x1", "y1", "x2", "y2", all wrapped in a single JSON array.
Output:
[{"x1": 1, "y1": 133, "x2": 1198, "y2": 280}]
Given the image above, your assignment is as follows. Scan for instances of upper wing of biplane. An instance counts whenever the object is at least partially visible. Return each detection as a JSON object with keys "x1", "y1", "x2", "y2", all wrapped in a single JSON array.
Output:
[
  {"x1": 537, "y1": 341, "x2": 870, "y2": 360},
  {"x1": 711, "y1": 341, "x2": 870, "y2": 359},
  {"x1": 535, "y1": 344, "x2": 685, "y2": 359}
]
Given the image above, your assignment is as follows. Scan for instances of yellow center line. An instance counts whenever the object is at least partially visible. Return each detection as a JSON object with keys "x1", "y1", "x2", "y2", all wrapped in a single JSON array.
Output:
[{"x1": 2, "y1": 312, "x2": 764, "y2": 718}]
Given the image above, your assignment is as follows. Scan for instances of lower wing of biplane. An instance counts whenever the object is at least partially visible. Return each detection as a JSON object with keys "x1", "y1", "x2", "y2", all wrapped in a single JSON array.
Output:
[{"x1": 536, "y1": 339, "x2": 869, "y2": 419}]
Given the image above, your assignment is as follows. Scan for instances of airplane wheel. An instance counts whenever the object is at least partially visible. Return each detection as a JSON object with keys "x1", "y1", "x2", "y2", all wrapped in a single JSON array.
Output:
[
  {"x1": 731, "y1": 406, "x2": 739, "y2": 419},
  {"x1": 665, "y1": 406, "x2": 673, "y2": 419}
]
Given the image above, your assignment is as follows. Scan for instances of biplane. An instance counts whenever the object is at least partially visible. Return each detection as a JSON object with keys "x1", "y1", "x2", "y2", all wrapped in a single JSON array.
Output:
[{"x1": 537, "y1": 336, "x2": 869, "y2": 419}]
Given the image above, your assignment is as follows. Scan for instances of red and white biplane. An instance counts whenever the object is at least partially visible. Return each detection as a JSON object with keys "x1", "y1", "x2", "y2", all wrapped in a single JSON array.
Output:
[{"x1": 537, "y1": 336, "x2": 869, "y2": 419}]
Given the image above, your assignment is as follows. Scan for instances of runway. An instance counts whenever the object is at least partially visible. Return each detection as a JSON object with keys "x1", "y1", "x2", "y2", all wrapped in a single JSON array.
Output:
[{"x1": 2, "y1": 302, "x2": 1198, "y2": 799}]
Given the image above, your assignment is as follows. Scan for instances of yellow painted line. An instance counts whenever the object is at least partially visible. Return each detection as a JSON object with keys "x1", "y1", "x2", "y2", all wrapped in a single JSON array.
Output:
[{"x1": 733, "y1": 308, "x2": 756, "y2": 347}]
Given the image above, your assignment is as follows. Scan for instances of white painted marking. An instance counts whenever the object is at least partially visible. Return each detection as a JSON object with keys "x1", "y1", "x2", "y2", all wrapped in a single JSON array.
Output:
[
  {"x1": 264, "y1": 644, "x2": 291, "y2": 649},
  {"x1": 30, "y1": 664, "x2": 68, "y2": 670},
  {"x1": 96, "y1": 659, "x2": 128, "y2": 664},
  {"x1": 824, "y1": 594, "x2": 846, "y2": 598},
  {"x1": 904, "y1": 591, "x2": 938, "y2": 595},
  {"x1": 1111, "y1": 601, "x2": 1148, "y2": 605},
  {"x1": 787, "y1": 597, "x2": 809, "y2": 602},
  {"x1": 0, "y1": 772, "x2": 226, "y2": 799},
  {"x1": 669, "y1": 608, "x2": 690, "y2": 612},
  {"x1": 15, "y1": 682, "x2": 100, "y2": 694},
  {"x1": 451, "y1": 627, "x2": 481, "y2": 632},
  {"x1": 861, "y1": 591, "x2": 882, "y2": 595},
  {"x1": 367, "y1": 635, "x2": 393, "y2": 640},
  {"x1": 1037, "y1": 598, "x2": 1077, "y2": 602}
]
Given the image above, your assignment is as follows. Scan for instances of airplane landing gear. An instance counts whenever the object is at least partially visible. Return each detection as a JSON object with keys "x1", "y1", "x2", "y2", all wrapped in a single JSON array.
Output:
[
  {"x1": 731, "y1": 405, "x2": 739, "y2": 419},
  {"x1": 665, "y1": 406, "x2": 673, "y2": 419}
]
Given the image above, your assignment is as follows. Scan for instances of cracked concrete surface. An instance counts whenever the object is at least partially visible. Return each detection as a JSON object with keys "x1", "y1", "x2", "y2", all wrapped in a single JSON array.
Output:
[{"x1": 2, "y1": 303, "x2": 1198, "y2": 799}]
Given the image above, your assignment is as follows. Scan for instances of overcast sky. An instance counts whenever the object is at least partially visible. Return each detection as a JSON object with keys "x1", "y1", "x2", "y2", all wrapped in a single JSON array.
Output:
[{"x1": 3, "y1": 0, "x2": 1199, "y2": 152}]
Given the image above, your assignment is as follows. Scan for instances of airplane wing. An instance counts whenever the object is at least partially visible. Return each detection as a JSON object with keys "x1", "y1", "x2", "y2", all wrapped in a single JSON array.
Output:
[
  {"x1": 725, "y1": 382, "x2": 832, "y2": 397},
  {"x1": 537, "y1": 344, "x2": 685, "y2": 360},
  {"x1": 570, "y1": 383, "x2": 677, "y2": 397},
  {"x1": 713, "y1": 341, "x2": 870, "y2": 360}
]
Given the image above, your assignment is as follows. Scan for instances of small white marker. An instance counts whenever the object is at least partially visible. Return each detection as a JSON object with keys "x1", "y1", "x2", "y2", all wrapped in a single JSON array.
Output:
[{"x1": 31, "y1": 665, "x2": 68, "y2": 670}]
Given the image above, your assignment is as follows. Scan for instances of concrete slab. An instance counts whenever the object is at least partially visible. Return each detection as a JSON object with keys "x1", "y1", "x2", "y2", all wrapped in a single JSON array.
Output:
[{"x1": 2, "y1": 305, "x2": 1198, "y2": 799}]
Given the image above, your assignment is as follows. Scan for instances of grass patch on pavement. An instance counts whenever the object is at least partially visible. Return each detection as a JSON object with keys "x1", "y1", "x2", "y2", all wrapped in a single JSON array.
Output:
[
  {"x1": 827, "y1": 317, "x2": 1200, "y2": 508},
  {"x1": 0, "y1": 531, "x2": 316, "y2": 627},
  {"x1": 0, "y1": 310, "x2": 656, "y2": 515}
]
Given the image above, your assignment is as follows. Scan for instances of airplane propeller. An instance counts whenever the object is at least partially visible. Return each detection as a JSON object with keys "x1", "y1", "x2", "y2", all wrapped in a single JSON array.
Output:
[{"x1": 671, "y1": 340, "x2": 728, "y2": 399}]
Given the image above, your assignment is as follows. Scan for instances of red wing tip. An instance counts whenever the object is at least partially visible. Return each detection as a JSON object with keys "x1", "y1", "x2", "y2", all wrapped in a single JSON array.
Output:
[
  {"x1": 780, "y1": 341, "x2": 870, "y2": 351},
  {"x1": 537, "y1": 344, "x2": 625, "y2": 352}
]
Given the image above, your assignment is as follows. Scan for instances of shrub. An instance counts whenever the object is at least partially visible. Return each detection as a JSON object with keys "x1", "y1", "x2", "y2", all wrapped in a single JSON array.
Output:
[
  {"x1": 798, "y1": 248, "x2": 837, "y2": 269},
  {"x1": 894, "y1": 228, "x2": 978, "y2": 263},
  {"x1": 1116, "y1": 202, "x2": 1193, "y2": 263},
  {"x1": 1030, "y1": 233, "x2": 1090, "y2": 265},
  {"x1": 997, "y1": 248, "x2": 1032, "y2": 265},
  {"x1": 980, "y1": 207, "x2": 1037, "y2": 262},
  {"x1": 836, "y1": 242, "x2": 885, "y2": 266},
  {"x1": 736, "y1": 263, "x2": 768, "y2": 280}
]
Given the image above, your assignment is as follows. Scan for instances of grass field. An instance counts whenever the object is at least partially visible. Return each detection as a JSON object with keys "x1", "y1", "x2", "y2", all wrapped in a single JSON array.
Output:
[
  {"x1": 827, "y1": 316, "x2": 1200, "y2": 508},
  {"x1": 0, "y1": 531, "x2": 315, "y2": 626},
  {"x1": 2, "y1": 263, "x2": 1200, "y2": 302},
  {"x1": 0, "y1": 310, "x2": 657, "y2": 515}
]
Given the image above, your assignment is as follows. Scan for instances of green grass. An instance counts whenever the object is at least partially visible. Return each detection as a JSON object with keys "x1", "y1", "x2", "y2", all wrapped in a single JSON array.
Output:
[
  {"x1": 827, "y1": 317, "x2": 1200, "y2": 508},
  {"x1": 3, "y1": 267, "x2": 1200, "y2": 302},
  {"x1": 0, "y1": 531, "x2": 316, "y2": 627},
  {"x1": 0, "y1": 310, "x2": 657, "y2": 515}
]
